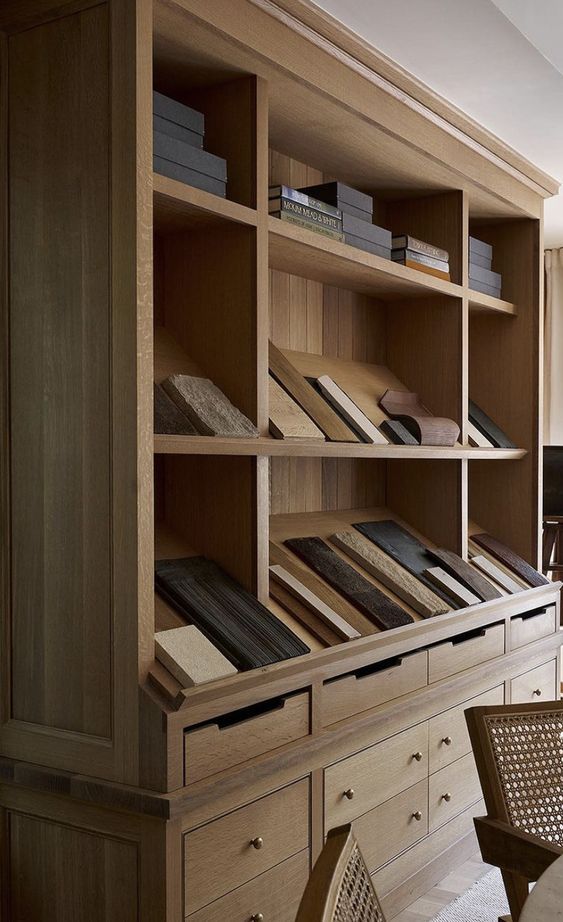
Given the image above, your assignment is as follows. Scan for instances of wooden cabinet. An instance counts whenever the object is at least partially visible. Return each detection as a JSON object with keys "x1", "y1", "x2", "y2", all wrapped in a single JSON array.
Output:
[
  {"x1": 429, "y1": 685, "x2": 504, "y2": 773},
  {"x1": 0, "y1": 1, "x2": 561, "y2": 921},
  {"x1": 428, "y1": 753, "x2": 482, "y2": 832},
  {"x1": 186, "y1": 851, "x2": 309, "y2": 922},
  {"x1": 325, "y1": 723, "x2": 428, "y2": 826},
  {"x1": 511, "y1": 660, "x2": 558, "y2": 704},
  {"x1": 184, "y1": 691, "x2": 310, "y2": 785},
  {"x1": 428, "y1": 623, "x2": 505, "y2": 683},
  {"x1": 322, "y1": 651, "x2": 428, "y2": 726},
  {"x1": 184, "y1": 780, "x2": 310, "y2": 915}
]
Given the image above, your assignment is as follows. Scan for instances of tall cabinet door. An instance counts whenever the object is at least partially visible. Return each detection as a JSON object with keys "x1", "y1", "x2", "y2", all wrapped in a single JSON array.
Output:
[{"x1": 0, "y1": 0, "x2": 153, "y2": 783}]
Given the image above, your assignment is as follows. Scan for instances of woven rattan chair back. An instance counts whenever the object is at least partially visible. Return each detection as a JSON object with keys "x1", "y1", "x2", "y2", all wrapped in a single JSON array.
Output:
[
  {"x1": 296, "y1": 824, "x2": 386, "y2": 922},
  {"x1": 466, "y1": 699, "x2": 563, "y2": 921}
]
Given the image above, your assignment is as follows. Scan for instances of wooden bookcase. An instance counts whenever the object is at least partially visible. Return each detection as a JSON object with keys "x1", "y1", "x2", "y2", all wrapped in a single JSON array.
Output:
[{"x1": 0, "y1": 1, "x2": 560, "y2": 920}]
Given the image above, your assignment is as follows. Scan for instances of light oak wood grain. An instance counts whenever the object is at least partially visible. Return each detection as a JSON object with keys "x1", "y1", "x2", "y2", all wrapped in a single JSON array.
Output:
[
  {"x1": 270, "y1": 565, "x2": 360, "y2": 640},
  {"x1": 510, "y1": 607, "x2": 557, "y2": 650},
  {"x1": 331, "y1": 530, "x2": 449, "y2": 618},
  {"x1": 510, "y1": 659, "x2": 557, "y2": 703},
  {"x1": 428, "y1": 623, "x2": 505, "y2": 683},
  {"x1": 155, "y1": 626, "x2": 237, "y2": 687},
  {"x1": 428, "y1": 751, "x2": 482, "y2": 832},
  {"x1": 355, "y1": 779, "x2": 429, "y2": 873},
  {"x1": 428, "y1": 684, "x2": 504, "y2": 774},
  {"x1": 269, "y1": 375, "x2": 324, "y2": 440},
  {"x1": 316, "y1": 375, "x2": 388, "y2": 443},
  {"x1": 424, "y1": 567, "x2": 481, "y2": 607}
]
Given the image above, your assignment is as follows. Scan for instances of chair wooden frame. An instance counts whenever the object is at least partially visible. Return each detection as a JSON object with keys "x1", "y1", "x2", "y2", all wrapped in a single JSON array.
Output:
[
  {"x1": 296, "y1": 824, "x2": 386, "y2": 922},
  {"x1": 466, "y1": 700, "x2": 563, "y2": 922}
]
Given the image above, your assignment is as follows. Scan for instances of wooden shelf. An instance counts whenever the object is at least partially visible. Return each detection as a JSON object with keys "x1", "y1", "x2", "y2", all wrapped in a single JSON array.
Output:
[
  {"x1": 153, "y1": 433, "x2": 526, "y2": 460},
  {"x1": 468, "y1": 289, "x2": 516, "y2": 316},
  {"x1": 269, "y1": 217, "x2": 517, "y2": 315},
  {"x1": 153, "y1": 172, "x2": 257, "y2": 234}
]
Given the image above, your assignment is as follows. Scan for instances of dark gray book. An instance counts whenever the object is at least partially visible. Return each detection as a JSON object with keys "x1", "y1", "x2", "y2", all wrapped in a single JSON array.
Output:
[
  {"x1": 298, "y1": 181, "x2": 373, "y2": 217},
  {"x1": 284, "y1": 536, "x2": 413, "y2": 630},
  {"x1": 469, "y1": 262, "x2": 502, "y2": 288},
  {"x1": 468, "y1": 278, "x2": 501, "y2": 298},
  {"x1": 469, "y1": 399, "x2": 516, "y2": 449},
  {"x1": 392, "y1": 249, "x2": 449, "y2": 272},
  {"x1": 153, "y1": 114, "x2": 203, "y2": 149},
  {"x1": 392, "y1": 235, "x2": 449, "y2": 262},
  {"x1": 344, "y1": 235, "x2": 391, "y2": 259},
  {"x1": 379, "y1": 419, "x2": 418, "y2": 445},
  {"x1": 155, "y1": 556, "x2": 309, "y2": 670},
  {"x1": 352, "y1": 520, "x2": 462, "y2": 609},
  {"x1": 342, "y1": 213, "x2": 391, "y2": 247},
  {"x1": 154, "y1": 131, "x2": 227, "y2": 181},
  {"x1": 154, "y1": 383, "x2": 198, "y2": 435},
  {"x1": 469, "y1": 236, "x2": 493, "y2": 260},
  {"x1": 469, "y1": 250, "x2": 492, "y2": 271},
  {"x1": 153, "y1": 157, "x2": 227, "y2": 197},
  {"x1": 268, "y1": 185, "x2": 341, "y2": 218},
  {"x1": 153, "y1": 91, "x2": 205, "y2": 135}
]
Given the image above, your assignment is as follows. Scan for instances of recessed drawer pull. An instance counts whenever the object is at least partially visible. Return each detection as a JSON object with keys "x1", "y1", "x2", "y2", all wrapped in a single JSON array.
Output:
[
  {"x1": 343, "y1": 788, "x2": 355, "y2": 800},
  {"x1": 251, "y1": 914, "x2": 264, "y2": 922},
  {"x1": 412, "y1": 751, "x2": 423, "y2": 762},
  {"x1": 442, "y1": 736, "x2": 452, "y2": 746},
  {"x1": 412, "y1": 810, "x2": 423, "y2": 821},
  {"x1": 250, "y1": 837, "x2": 264, "y2": 850},
  {"x1": 442, "y1": 792, "x2": 452, "y2": 802},
  {"x1": 533, "y1": 688, "x2": 542, "y2": 696}
]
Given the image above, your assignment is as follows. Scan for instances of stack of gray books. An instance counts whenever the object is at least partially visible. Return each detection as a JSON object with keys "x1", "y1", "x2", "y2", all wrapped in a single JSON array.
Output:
[
  {"x1": 153, "y1": 91, "x2": 227, "y2": 197},
  {"x1": 469, "y1": 236, "x2": 502, "y2": 297}
]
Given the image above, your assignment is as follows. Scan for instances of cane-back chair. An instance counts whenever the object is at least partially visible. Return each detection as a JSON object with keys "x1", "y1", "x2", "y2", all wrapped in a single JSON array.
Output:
[
  {"x1": 296, "y1": 824, "x2": 386, "y2": 922},
  {"x1": 466, "y1": 700, "x2": 563, "y2": 922}
]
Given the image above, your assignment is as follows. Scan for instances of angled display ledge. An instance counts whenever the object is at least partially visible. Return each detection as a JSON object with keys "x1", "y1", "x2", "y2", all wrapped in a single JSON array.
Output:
[{"x1": 153, "y1": 434, "x2": 526, "y2": 460}]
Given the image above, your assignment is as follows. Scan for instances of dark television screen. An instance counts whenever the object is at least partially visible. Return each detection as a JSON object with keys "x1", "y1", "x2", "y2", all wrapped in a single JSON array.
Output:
[{"x1": 544, "y1": 447, "x2": 563, "y2": 516}]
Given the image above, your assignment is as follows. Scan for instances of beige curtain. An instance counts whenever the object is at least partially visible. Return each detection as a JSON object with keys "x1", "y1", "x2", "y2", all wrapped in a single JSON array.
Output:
[{"x1": 545, "y1": 249, "x2": 563, "y2": 445}]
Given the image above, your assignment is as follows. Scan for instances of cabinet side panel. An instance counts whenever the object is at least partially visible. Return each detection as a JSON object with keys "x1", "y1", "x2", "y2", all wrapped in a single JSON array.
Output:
[{"x1": 8, "y1": 7, "x2": 111, "y2": 735}]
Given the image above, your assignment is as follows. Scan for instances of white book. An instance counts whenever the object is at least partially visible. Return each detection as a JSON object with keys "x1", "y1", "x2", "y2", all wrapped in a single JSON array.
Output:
[
  {"x1": 467, "y1": 420, "x2": 494, "y2": 448},
  {"x1": 316, "y1": 375, "x2": 388, "y2": 444}
]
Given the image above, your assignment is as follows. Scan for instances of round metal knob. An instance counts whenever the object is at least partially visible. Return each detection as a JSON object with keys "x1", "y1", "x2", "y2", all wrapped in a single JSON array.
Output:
[
  {"x1": 412, "y1": 751, "x2": 423, "y2": 762},
  {"x1": 533, "y1": 688, "x2": 542, "y2": 696},
  {"x1": 343, "y1": 788, "x2": 355, "y2": 800},
  {"x1": 442, "y1": 792, "x2": 452, "y2": 802},
  {"x1": 250, "y1": 837, "x2": 264, "y2": 850},
  {"x1": 442, "y1": 736, "x2": 452, "y2": 746},
  {"x1": 412, "y1": 810, "x2": 422, "y2": 821},
  {"x1": 251, "y1": 915, "x2": 264, "y2": 922}
]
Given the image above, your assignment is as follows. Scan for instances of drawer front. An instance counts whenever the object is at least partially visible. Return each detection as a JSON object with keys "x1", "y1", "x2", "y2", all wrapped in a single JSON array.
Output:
[
  {"x1": 511, "y1": 660, "x2": 557, "y2": 704},
  {"x1": 323, "y1": 650, "x2": 428, "y2": 726},
  {"x1": 184, "y1": 691, "x2": 310, "y2": 785},
  {"x1": 186, "y1": 851, "x2": 309, "y2": 922},
  {"x1": 428, "y1": 623, "x2": 505, "y2": 684},
  {"x1": 428, "y1": 752, "x2": 482, "y2": 832},
  {"x1": 184, "y1": 780, "x2": 309, "y2": 915},
  {"x1": 354, "y1": 780, "x2": 428, "y2": 873},
  {"x1": 429, "y1": 685, "x2": 504, "y2": 773},
  {"x1": 511, "y1": 607, "x2": 557, "y2": 650},
  {"x1": 325, "y1": 723, "x2": 428, "y2": 826}
]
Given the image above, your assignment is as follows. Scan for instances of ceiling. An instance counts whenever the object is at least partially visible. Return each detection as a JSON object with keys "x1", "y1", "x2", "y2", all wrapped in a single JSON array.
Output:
[{"x1": 313, "y1": 0, "x2": 563, "y2": 247}]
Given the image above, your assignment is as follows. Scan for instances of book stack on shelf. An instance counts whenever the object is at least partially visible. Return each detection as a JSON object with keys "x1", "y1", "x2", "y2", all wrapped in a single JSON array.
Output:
[
  {"x1": 268, "y1": 184, "x2": 344, "y2": 241},
  {"x1": 153, "y1": 91, "x2": 227, "y2": 196},
  {"x1": 391, "y1": 234, "x2": 450, "y2": 280},
  {"x1": 469, "y1": 236, "x2": 502, "y2": 297},
  {"x1": 299, "y1": 181, "x2": 392, "y2": 257}
]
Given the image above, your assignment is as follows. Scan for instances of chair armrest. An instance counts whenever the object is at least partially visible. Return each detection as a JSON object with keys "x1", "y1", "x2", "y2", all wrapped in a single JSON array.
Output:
[{"x1": 475, "y1": 816, "x2": 563, "y2": 881}]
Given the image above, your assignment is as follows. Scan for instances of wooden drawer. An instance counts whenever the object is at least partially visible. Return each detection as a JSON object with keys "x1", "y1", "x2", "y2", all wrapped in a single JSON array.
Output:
[
  {"x1": 325, "y1": 723, "x2": 428, "y2": 826},
  {"x1": 511, "y1": 606, "x2": 557, "y2": 650},
  {"x1": 428, "y1": 623, "x2": 505, "y2": 683},
  {"x1": 184, "y1": 780, "x2": 309, "y2": 915},
  {"x1": 511, "y1": 660, "x2": 557, "y2": 704},
  {"x1": 428, "y1": 752, "x2": 482, "y2": 832},
  {"x1": 429, "y1": 685, "x2": 504, "y2": 773},
  {"x1": 354, "y1": 780, "x2": 428, "y2": 873},
  {"x1": 323, "y1": 650, "x2": 428, "y2": 726},
  {"x1": 186, "y1": 851, "x2": 309, "y2": 922},
  {"x1": 184, "y1": 692, "x2": 310, "y2": 785}
]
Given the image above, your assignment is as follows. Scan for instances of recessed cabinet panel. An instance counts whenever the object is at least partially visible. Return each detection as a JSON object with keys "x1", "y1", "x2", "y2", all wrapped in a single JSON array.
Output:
[{"x1": 7, "y1": 7, "x2": 112, "y2": 736}]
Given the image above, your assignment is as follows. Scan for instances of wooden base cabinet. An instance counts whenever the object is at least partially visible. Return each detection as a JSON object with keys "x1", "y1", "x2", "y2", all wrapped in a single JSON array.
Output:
[{"x1": 0, "y1": 0, "x2": 560, "y2": 919}]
